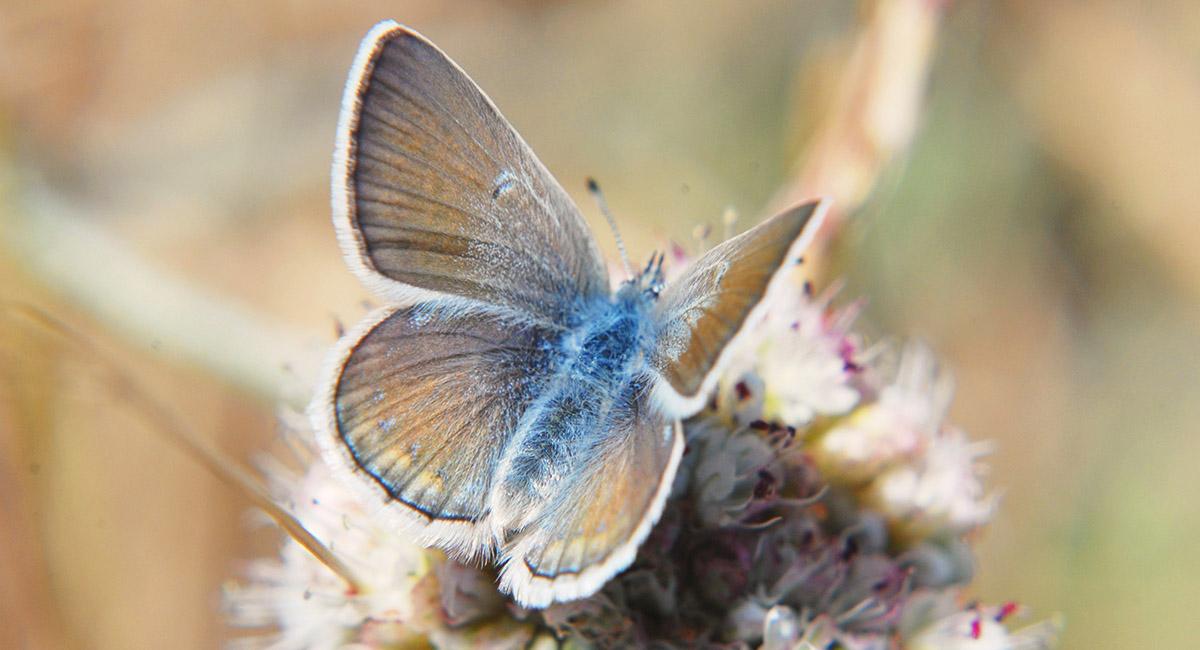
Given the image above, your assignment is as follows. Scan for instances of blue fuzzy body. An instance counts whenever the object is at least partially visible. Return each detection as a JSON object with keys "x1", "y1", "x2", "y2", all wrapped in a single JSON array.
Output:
[{"x1": 495, "y1": 280, "x2": 660, "y2": 527}]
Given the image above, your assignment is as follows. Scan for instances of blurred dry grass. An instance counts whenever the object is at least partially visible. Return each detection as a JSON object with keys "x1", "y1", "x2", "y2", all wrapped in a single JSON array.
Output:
[{"x1": 2, "y1": 1, "x2": 1198, "y2": 648}]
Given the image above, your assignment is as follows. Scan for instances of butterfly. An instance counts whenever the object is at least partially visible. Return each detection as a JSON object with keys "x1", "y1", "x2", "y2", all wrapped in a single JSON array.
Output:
[{"x1": 311, "y1": 20, "x2": 827, "y2": 608}]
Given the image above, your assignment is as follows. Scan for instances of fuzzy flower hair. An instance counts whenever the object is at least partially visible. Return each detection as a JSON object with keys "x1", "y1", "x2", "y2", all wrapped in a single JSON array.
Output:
[{"x1": 225, "y1": 274, "x2": 1058, "y2": 649}]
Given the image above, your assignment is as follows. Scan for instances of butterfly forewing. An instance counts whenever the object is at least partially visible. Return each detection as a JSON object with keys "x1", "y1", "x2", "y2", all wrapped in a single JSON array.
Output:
[
  {"x1": 650, "y1": 200, "x2": 826, "y2": 416},
  {"x1": 335, "y1": 21, "x2": 609, "y2": 322},
  {"x1": 316, "y1": 303, "x2": 559, "y2": 555}
]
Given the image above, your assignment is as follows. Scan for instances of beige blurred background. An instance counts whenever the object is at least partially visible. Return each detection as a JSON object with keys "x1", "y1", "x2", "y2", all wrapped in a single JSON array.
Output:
[{"x1": 1, "y1": 1, "x2": 1197, "y2": 648}]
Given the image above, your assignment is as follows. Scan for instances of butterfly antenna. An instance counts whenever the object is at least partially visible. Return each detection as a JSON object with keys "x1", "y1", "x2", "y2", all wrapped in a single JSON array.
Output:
[
  {"x1": 587, "y1": 177, "x2": 634, "y2": 279},
  {"x1": 2, "y1": 301, "x2": 365, "y2": 594}
]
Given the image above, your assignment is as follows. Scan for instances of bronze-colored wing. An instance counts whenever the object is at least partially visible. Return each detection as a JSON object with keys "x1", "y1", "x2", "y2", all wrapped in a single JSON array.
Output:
[
  {"x1": 497, "y1": 385, "x2": 684, "y2": 607},
  {"x1": 312, "y1": 303, "x2": 558, "y2": 557},
  {"x1": 649, "y1": 200, "x2": 828, "y2": 417},
  {"x1": 334, "y1": 21, "x2": 608, "y2": 323}
]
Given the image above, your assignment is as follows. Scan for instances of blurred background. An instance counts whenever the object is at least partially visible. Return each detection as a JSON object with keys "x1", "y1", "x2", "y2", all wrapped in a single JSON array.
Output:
[{"x1": 1, "y1": 1, "x2": 1197, "y2": 647}]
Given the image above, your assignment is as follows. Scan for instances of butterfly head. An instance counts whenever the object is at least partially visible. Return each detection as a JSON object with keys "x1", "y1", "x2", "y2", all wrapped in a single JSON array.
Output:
[{"x1": 618, "y1": 252, "x2": 666, "y2": 303}]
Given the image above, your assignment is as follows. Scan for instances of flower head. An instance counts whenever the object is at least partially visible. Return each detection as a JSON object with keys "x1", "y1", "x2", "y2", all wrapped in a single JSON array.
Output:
[
  {"x1": 867, "y1": 428, "x2": 999, "y2": 541},
  {"x1": 226, "y1": 280, "x2": 1052, "y2": 649},
  {"x1": 902, "y1": 594, "x2": 1062, "y2": 650},
  {"x1": 717, "y1": 276, "x2": 865, "y2": 428},
  {"x1": 811, "y1": 341, "x2": 953, "y2": 485},
  {"x1": 223, "y1": 425, "x2": 540, "y2": 649}
]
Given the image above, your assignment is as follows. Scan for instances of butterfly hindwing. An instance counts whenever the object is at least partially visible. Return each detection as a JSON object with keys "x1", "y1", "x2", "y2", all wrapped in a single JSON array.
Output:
[
  {"x1": 334, "y1": 21, "x2": 609, "y2": 322},
  {"x1": 649, "y1": 200, "x2": 828, "y2": 417},
  {"x1": 313, "y1": 302, "x2": 559, "y2": 556},
  {"x1": 498, "y1": 381, "x2": 684, "y2": 607}
]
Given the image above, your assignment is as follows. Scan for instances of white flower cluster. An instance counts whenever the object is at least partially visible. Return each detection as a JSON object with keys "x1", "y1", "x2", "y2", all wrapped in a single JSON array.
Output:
[
  {"x1": 224, "y1": 276, "x2": 1055, "y2": 649},
  {"x1": 813, "y1": 342, "x2": 952, "y2": 484},
  {"x1": 904, "y1": 596, "x2": 1061, "y2": 650},
  {"x1": 225, "y1": 449, "x2": 431, "y2": 649},
  {"x1": 223, "y1": 433, "x2": 547, "y2": 649},
  {"x1": 721, "y1": 275, "x2": 864, "y2": 427},
  {"x1": 866, "y1": 426, "x2": 999, "y2": 541},
  {"x1": 719, "y1": 277, "x2": 997, "y2": 543}
]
